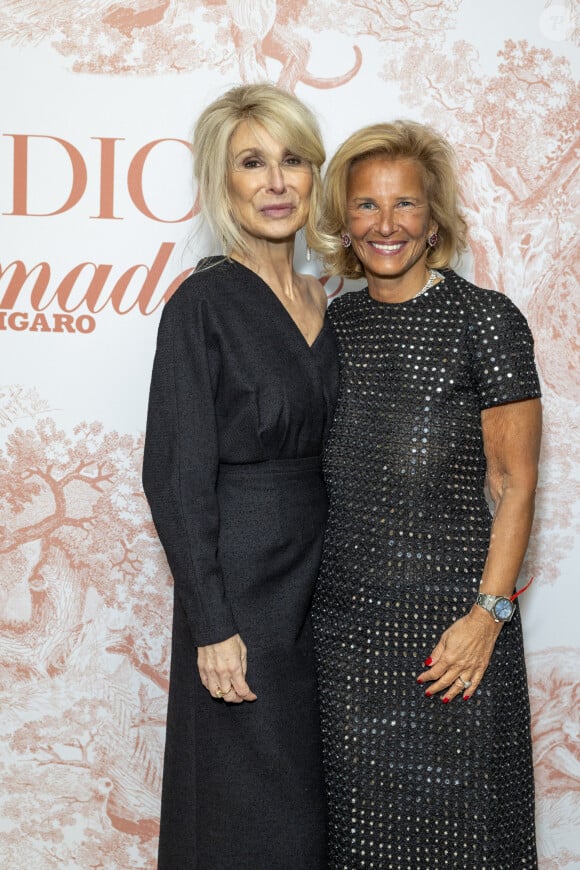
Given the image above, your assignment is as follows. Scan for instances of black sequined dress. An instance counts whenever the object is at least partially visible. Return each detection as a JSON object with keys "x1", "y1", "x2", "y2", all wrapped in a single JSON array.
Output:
[{"x1": 313, "y1": 271, "x2": 541, "y2": 869}]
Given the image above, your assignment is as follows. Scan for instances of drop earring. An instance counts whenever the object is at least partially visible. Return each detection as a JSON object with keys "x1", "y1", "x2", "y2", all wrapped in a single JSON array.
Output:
[{"x1": 341, "y1": 233, "x2": 352, "y2": 248}]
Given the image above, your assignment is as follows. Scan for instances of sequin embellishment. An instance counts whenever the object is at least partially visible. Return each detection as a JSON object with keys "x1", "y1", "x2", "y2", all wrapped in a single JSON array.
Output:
[{"x1": 313, "y1": 271, "x2": 540, "y2": 868}]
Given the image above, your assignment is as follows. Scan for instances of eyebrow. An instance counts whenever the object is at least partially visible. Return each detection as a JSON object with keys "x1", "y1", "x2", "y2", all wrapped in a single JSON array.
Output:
[
  {"x1": 349, "y1": 195, "x2": 424, "y2": 202},
  {"x1": 232, "y1": 146, "x2": 297, "y2": 161},
  {"x1": 232, "y1": 147, "x2": 263, "y2": 159}
]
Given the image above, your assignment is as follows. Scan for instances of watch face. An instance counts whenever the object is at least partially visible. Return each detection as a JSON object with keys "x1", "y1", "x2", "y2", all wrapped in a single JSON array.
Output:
[{"x1": 493, "y1": 598, "x2": 514, "y2": 621}]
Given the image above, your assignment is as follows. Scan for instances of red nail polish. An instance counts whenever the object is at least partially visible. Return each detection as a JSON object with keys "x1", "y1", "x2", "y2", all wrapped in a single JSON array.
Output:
[
  {"x1": 424, "y1": 657, "x2": 433, "y2": 666},
  {"x1": 425, "y1": 691, "x2": 432, "y2": 697},
  {"x1": 442, "y1": 697, "x2": 450, "y2": 704},
  {"x1": 417, "y1": 677, "x2": 423, "y2": 684},
  {"x1": 463, "y1": 695, "x2": 471, "y2": 701}
]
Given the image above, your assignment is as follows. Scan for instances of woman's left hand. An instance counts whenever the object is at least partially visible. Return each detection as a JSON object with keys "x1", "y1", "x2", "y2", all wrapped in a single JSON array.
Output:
[{"x1": 416, "y1": 606, "x2": 502, "y2": 702}]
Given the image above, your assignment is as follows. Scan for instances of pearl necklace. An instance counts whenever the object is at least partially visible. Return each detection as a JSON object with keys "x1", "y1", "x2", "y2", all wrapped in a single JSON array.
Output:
[{"x1": 413, "y1": 269, "x2": 442, "y2": 299}]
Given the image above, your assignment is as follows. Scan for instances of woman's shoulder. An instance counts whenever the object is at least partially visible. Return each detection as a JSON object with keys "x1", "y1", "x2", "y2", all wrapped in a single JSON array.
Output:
[
  {"x1": 164, "y1": 257, "x2": 240, "y2": 314},
  {"x1": 442, "y1": 271, "x2": 536, "y2": 357},
  {"x1": 442, "y1": 270, "x2": 525, "y2": 318}
]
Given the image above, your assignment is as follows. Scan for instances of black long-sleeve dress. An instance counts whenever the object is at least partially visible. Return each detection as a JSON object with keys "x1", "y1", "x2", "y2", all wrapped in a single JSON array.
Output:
[
  {"x1": 143, "y1": 258, "x2": 338, "y2": 869},
  {"x1": 313, "y1": 271, "x2": 541, "y2": 868}
]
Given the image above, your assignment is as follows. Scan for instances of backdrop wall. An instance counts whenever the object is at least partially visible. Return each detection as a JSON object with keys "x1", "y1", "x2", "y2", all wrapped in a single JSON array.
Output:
[{"x1": 1, "y1": 1, "x2": 578, "y2": 867}]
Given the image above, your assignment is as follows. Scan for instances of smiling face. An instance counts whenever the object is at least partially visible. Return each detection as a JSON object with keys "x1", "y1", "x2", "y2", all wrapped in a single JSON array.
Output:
[
  {"x1": 227, "y1": 120, "x2": 313, "y2": 252},
  {"x1": 346, "y1": 156, "x2": 438, "y2": 301}
]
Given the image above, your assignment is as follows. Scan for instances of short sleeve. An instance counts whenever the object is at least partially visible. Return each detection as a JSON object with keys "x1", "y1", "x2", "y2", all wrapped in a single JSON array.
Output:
[
  {"x1": 142, "y1": 281, "x2": 238, "y2": 646},
  {"x1": 467, "y1": 291, "x2": 542, "y2": 410}
]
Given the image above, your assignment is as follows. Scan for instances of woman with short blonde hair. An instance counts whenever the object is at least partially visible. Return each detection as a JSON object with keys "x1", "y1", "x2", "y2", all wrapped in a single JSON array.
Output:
[
  {"x1": 320, "y1": 120, "x2": 467, "y2": 277},
  {"x1": 313, "y1": 120, "x2": 540, "y2": 868}
]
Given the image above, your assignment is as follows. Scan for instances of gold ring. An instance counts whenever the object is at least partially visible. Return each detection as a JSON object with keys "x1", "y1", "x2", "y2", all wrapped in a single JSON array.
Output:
[
  {"x1": 215, "y1": 684, "x2": 233, "y2": 699},
  {"x1": 458, "y1": 676, "x2": 472, "y2": 690}
]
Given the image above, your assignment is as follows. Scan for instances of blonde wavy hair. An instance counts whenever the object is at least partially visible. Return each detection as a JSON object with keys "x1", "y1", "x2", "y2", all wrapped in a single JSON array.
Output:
[
  {"x1": 319, "y1": 121, "x2": 468, "y2": 278},
  {"x1": 193, "y1": 83, "x2": 326, "y2": 259}
]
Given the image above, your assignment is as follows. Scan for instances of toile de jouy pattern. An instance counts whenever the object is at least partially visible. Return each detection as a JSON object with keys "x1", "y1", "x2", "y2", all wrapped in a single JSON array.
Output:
[{"x1": 0, "y1": 0, "x2": 578, "y2": 867}]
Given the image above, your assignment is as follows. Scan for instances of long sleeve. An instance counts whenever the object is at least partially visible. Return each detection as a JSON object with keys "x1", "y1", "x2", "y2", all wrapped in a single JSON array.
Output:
[{"x1": 142, "y1": 284, "x2": 238, "y2": 646}]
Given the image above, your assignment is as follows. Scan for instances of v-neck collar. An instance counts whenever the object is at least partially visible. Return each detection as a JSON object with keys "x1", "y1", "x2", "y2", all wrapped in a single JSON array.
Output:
[{"x1": 229, "y1": 258, "x2": 328, "y2": 352}]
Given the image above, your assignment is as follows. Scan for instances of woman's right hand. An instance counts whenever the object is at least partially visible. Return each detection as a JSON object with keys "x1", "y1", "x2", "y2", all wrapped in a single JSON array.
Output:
[
  {"x1": 197, "y1": 634, "x2": 257, "y2": 704},
  {"x1": 416, "y1": 607, "x2": 502, "y2": 702}
]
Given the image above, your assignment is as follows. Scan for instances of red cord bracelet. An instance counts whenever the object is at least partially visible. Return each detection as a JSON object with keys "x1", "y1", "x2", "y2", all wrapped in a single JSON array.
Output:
[{"x1": 510, "y1": 575, "x2": 535, "y2": 602}]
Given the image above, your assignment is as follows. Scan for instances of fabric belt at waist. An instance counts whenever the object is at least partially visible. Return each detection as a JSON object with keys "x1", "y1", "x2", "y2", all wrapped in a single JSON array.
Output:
[{"x1": 218, "y1": 455, "x2": 322, "y2": 479}]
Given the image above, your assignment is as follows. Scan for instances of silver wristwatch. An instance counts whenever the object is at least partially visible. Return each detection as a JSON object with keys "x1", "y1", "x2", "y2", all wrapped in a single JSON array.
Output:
[{"x1": 475, "y1": 593, "x2": 515, "y2": 623}]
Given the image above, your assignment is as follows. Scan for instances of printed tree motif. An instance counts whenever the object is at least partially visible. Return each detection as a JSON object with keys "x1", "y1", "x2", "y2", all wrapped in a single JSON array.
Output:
[
  {"x1": 10, "y1": 698, "x2": 115, "y2": 771},
  {"x1": 381, "y1": 39, "x2": 579, "y2": 287},
  {"x1": 9, "y1": 689, "x2": 164, "y2": 820},
  {"x1": 0, "y1": 385, "x2": 52, "y2": 429},
  {"x1": 384, "y1": 38, "x2": 578, "y2": 180},
  {"x1": 0, "y1": 0, "x2": 365, "y2": 88},
  {"x1": 528, "y1": 647, "x2": 580, "y2": 867},
  {"x1": 0, "y1": 398, "x2": 170, "y2": 863},
  {"x1": 301, "y1": 0, "x2": 461, "y2": 40},
  {"x1": 0, "y1": 415, "x2": 171, "y2": 688},
  {"x1": 0, "y1": 750, "x2": 157, "y2": 869},
  {"x1": 520, "y1": 391, "x2": 580, "y2": 589},
  {"x1": 2, "y1": 665, "x2": 165, "y2": 856},
  {"x1": 0, "y1": 0, "x2": 224, "y2": 74}
]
